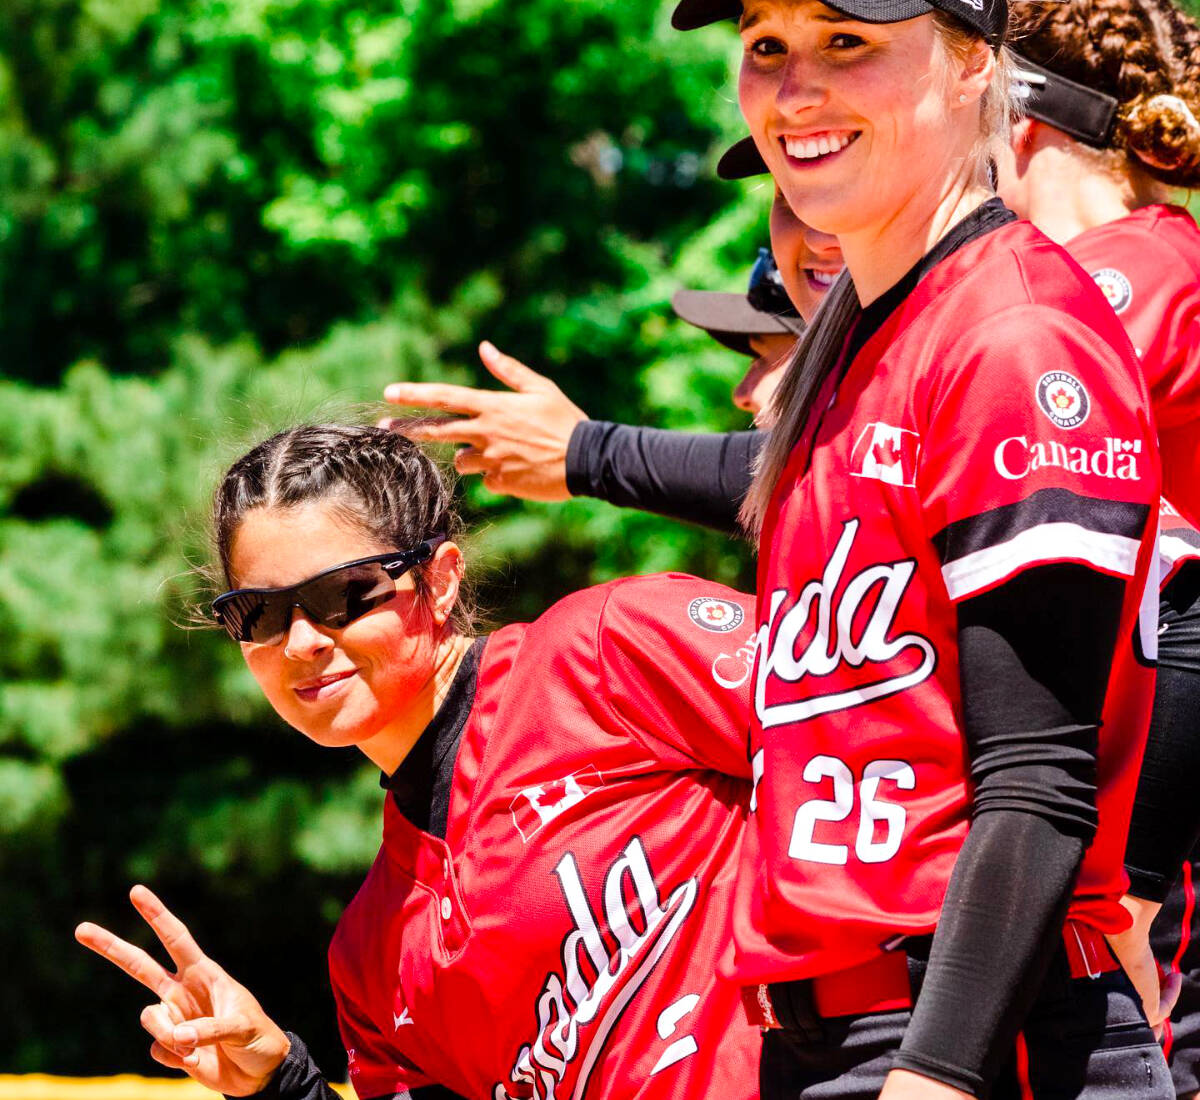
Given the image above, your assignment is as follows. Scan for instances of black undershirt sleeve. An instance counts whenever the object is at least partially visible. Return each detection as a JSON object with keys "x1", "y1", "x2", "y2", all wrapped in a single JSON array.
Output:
[
  {"x1": 231, "y1": 1032, "x2": 467, "y2": 1100},
  {"x1": 1125, "y1": 563, "x2": 1200, "y2": 900},
  {"x1": 565, "y1": 421, "x2": 764, "y2": 534},
  {"x1": 894, "y1": 564, "x2": 1122, "y2": 1097}
]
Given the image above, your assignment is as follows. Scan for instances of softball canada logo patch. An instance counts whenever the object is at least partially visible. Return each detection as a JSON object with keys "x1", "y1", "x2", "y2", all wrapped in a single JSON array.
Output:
[
  {"x1": 1036, "y1": 370, "x2": 1090, "y2": 429},
  {"x1": 1091, "y1": 268, "x2": 1132, "y2": 314},
  {"x1": 689, "y1": 597, "x2": 744, "y2": 633}
]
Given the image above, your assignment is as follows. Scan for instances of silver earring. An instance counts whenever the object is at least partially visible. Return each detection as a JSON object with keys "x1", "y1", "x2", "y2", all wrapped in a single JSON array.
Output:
[{"x1": 958, "y1": 93, "x2": 967, "y2": 103}]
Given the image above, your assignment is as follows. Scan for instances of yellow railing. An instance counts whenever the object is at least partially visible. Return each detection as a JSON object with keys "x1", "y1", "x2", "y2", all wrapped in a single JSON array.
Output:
[{"x1": 0, "y1": 1077, "x2": 352, "y2": 1099}]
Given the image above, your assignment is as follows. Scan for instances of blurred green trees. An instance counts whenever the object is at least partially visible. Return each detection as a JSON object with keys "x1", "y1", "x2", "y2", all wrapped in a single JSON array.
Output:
[{"x1": 0, "y1": 0, "x2": 765, "y2": 1073}]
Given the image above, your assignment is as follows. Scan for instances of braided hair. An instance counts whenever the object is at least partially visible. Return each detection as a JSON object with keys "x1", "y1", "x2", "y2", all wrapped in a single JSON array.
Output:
[
  {"x1": 1011, "y1": 0, "x2": 1200, "y2": 187},
  {"x1": 212, "y1": 424, "x2": 468, "y2": 626}
]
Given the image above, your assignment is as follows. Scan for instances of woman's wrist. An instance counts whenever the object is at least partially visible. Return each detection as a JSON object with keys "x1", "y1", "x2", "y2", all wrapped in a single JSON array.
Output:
[{"x1": 1115, "y1": 892, "x2": 1163, "y2": 938}]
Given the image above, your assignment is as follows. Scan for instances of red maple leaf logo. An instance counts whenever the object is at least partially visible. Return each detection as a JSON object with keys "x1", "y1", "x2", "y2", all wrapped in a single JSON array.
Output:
[
  {"x1": 1050, "y1": 387, "x2": 1075, "y2": 410},
  {"x1": 540, "y1": 778, "x2": 570, "y2": 807},
  {"x1": 703, "y1": 604, "x2": 726, "y2": 622},
  {"x1": 872, "y1": 440, "x2": 902, "y2": 468}
]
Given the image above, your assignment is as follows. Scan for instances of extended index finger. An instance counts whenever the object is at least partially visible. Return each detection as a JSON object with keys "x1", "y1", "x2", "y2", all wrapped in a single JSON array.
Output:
[
  {"x1": 129, "y1": 885, "x2": 206, "y2": 970},
  {"x1": 75, "y1": 921, "x2": 175, "y2": 999},
  {"x1": 383, "y1": 382, "x2": 491, "y2": 415}
]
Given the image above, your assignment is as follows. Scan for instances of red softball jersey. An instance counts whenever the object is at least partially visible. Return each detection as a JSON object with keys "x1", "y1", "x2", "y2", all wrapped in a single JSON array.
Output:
[
  {"x1": 1066, "y1": 204, "x2": 1200, "y2": 526},
  {"x1": 729, "y1": 220, "x2": 1161, "y2": 987},
  {"x1": 328, "y1": 574, "x2": 762, "y2": 1100}
]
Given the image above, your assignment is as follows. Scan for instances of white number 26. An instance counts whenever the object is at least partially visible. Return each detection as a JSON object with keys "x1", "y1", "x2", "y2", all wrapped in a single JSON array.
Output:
[{"x1": 788, "y1": 756, "x2": 915, "y2": 866}]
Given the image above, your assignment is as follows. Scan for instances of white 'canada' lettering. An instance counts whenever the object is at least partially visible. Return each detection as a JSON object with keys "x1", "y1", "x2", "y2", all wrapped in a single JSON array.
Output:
[
  {"x1": 993, "y1": 435, "x2": 1142, "y2": 481},
  {"x1": 711, "y1": 629, "x2": 760, "y2": 690},
  {"x1": 755, "y1": 519, "x2": 936, "y2": 728},
  {"x1": 494, "y1": 838, "x2": 697, "y2": 1100}
]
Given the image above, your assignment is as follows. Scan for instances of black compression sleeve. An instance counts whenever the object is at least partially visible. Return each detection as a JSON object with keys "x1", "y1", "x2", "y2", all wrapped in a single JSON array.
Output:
[
  {"x1": 895, "y1": 565, "x2": 1122, "y2": 1097},
  {"x1": 1125, "y1": 564, "x2": 1200, "y2": 900},
  {"x1": 231, "y1": 1033, "x2": 465, "y2": 1100},
  {"x1": 565, "y1": 421, "x2": 765, "y2": 534}
]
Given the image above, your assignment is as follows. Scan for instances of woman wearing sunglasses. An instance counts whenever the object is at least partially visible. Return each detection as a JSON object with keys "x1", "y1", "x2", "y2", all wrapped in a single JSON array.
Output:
[
  {"x1": 666, "y1": 0, "x2": 1169, "y2": 1095},
  {"x1": 76, "y1": 424, "x2": 766, "y2": 1100},
  {"x1": 991, "y1": 0, "x2": 1200, "y2": 1089}
]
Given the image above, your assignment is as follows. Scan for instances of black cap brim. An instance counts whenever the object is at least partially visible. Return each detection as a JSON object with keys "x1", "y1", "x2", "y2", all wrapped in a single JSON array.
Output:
[
  {"x1": 672, "y1": 0, "x2": 740, "y2": 30},
  {"x1": 718, "y1": 136, "x2": 769, "y2": 180},
  {"x1": 672, "y1": 288, "x2": 804, "y2": 356},
  {"x1": 675, "y1": 0, "x2": 1005, "y2": 45}
]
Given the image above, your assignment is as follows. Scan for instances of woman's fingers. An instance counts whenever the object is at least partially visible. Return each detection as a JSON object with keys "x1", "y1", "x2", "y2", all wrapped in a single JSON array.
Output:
[
  {"x1": 383, "y1": 381, "x2": 489, "y2": 414},
  {"x1": 129, "y1": 885, "x2": 206, "y2": 970},
  {"x1": 75, "y1": 921, "x2": 174, "y2": 999},
  {"x1": 399, "y1": 416, "x2": 484, "y2": 446},
  {"x1": 1159, "y1": 969, "x2": 1184, "y2": 1023},
  {"x1": 453, "y1": 447, "x2": 490, "y2": 476},
  {"x1": 174, "y1": 1014, "x2": 259, "y2": 1049},
  {"x1": 140, "y1": 1002, "x2": 193, "y2": 1056},
  {"x1": 149, "y1": 1041, "x2": 190, "y2": 1071},
  {"x1": 478, "y1": 341, "x2": 554, "y2": 393}
]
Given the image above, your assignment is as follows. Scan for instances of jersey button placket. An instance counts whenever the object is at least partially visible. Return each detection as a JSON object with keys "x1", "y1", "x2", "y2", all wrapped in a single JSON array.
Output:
[{"x1": 440, "y1": 896, "x2": 452, "y2": 921}]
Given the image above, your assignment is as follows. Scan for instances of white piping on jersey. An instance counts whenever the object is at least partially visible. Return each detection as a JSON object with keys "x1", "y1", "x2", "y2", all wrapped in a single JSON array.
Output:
[
  {"x1": 940, "y1": 523, "x2": 1141, "y2": 601},
  {"x1": 1071, "y1": 922, "x2": 1104, "y2": 979},
  {"x1": 1159, "y1": 532, "x2": 1200, "y2": 571}
]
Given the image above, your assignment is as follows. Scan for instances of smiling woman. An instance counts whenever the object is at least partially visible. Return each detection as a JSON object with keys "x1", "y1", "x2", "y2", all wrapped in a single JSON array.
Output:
[
  {"x1": 671, "y1": 0, "x2": 1173, "y2": 1097},
  {"x1": 75, "y1": 424, "x2": 770, "y2": 1100}
]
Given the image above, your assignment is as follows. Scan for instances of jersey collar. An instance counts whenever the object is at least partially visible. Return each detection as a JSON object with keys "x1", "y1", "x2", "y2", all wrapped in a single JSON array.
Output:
[
  {"x1": 846, "y1": 198, "x2": 1017, "y2": 368},
  {"x1": 381, "y1": 635, "x2": 486, "y2": 840}
]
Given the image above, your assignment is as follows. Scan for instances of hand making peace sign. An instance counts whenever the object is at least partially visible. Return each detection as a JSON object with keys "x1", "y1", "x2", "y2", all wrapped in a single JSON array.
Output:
[{"x1": 75, "y1": 885, "x2": 291, "y2": 1097}]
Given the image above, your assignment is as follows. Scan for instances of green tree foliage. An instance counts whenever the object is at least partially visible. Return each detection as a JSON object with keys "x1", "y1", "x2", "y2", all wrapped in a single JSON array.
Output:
[{"x1": 0, "y1": 0, "x2": 765, "y2": 1073}]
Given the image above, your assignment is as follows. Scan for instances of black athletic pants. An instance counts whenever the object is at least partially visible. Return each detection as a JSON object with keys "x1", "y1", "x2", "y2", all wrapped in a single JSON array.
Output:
[
  {"x1": 759, "y1": 947, "x2": 1172, "y2": 1100},
  {"x1": 1144, "y1": 567, "x2": 1200, "y2": 1099}
]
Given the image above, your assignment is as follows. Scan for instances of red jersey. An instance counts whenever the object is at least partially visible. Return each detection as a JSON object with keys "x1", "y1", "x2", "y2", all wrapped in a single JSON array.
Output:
[
  {"x1": 730, "y1": 220, "x2": 1160, "y2": 985},
  {"x1": 1160, "y1": 498, "x2": 1200, "y2": 589},
  {"x1": 328, "y1": 574, "x2": 761, "y2": 1100},
  {"x1": 1066, "y1": 205, "x2": 1200, "y2": 526}
]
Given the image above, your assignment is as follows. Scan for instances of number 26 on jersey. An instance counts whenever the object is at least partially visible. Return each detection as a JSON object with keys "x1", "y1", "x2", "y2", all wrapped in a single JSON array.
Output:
[{"x1": 789, "y1": 755, "x2": 914, "y2": 866}]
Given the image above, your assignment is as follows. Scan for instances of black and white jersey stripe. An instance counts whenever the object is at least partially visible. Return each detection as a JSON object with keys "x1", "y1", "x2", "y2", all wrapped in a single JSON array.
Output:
[{"x1": 931, "y1": 487, "x2": 1151, "y2": 601}]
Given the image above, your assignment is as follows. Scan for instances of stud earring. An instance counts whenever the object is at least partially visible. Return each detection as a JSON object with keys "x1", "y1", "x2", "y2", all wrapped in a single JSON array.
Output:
[{"x1": 958, "y1": 93, "x2": 967, "y2": 103}]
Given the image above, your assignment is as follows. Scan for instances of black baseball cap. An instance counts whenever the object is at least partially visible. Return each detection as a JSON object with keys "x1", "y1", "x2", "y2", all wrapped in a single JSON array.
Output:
[
  {"x1": 718, "y1": 136, "x2": 770, "y2": 180},
  {"x1": 672, "y1": 247, "x2": 805, "y2": 356},
  {"x1": 672, "y1": 0, "x2": 1007, "y2": 48},
  {"x1": 1011, "y1": 53, "x2": 1118, "y2": 148}
]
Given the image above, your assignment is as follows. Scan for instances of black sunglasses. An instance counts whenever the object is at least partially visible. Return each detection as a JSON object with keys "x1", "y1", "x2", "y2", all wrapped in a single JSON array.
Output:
[
  {"x1": 746, "y1": 247, "x2": 800, "y2": 319},
  {"x1": 212, "y1": 536, "x2": 446, "y2": 644}
]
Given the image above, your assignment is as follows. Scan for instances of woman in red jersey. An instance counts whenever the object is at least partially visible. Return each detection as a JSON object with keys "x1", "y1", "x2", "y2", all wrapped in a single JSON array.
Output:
[
  {"x1": 668, "y1": 0, "x2": 1169, "y2": 1096},
  {"x1": 75, "y1": 425, "x2": 765, "y2": 1100},
  {"x1": 993, "y1": 2, "x2": 1200, "y2": 1092}
]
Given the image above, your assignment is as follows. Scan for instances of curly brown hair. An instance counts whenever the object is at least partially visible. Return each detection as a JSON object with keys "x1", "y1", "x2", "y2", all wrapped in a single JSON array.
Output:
[{"x1": 1011, "y1": 0, "x2": 1200, "y2": 187}]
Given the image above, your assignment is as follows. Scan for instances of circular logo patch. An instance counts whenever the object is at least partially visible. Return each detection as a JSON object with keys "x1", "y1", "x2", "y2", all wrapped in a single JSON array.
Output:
[
  {"x1": 1091, "y1": 268, "x2": 1132, "y2": 314},
  {"x1": 688, "y1": 597, "x2": 744, "y2": 633},
  {"x1": 1036, "y1": 371, "x2": 1091, "y2": 429}
]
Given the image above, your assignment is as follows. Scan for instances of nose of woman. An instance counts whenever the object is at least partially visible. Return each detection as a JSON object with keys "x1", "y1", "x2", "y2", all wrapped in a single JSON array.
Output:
[{"x1": 282, "y1": 612, "x2": 334, "y2": 662}]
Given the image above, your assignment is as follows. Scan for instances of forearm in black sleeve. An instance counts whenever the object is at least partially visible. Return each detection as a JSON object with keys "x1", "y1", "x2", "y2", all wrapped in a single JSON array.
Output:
[
  {"x1": 1125, "y1": 564, "x2": 1200, "y2": 900},
  {"x1": 565, "y1": 421, "x2": 765, "y2": 534},
  {"x1": 894, "y1": 565, "x2": 1124, "y2": 1097},
  {"x1": 233, "y1": 1033, "x2": 465, "y2": 1100}
]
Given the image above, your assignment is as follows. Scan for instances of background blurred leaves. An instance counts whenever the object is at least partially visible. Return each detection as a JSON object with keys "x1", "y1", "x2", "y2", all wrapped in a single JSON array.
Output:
[{"x1": 0, "y1": 0, "x2": 766, "y2": 1074}]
